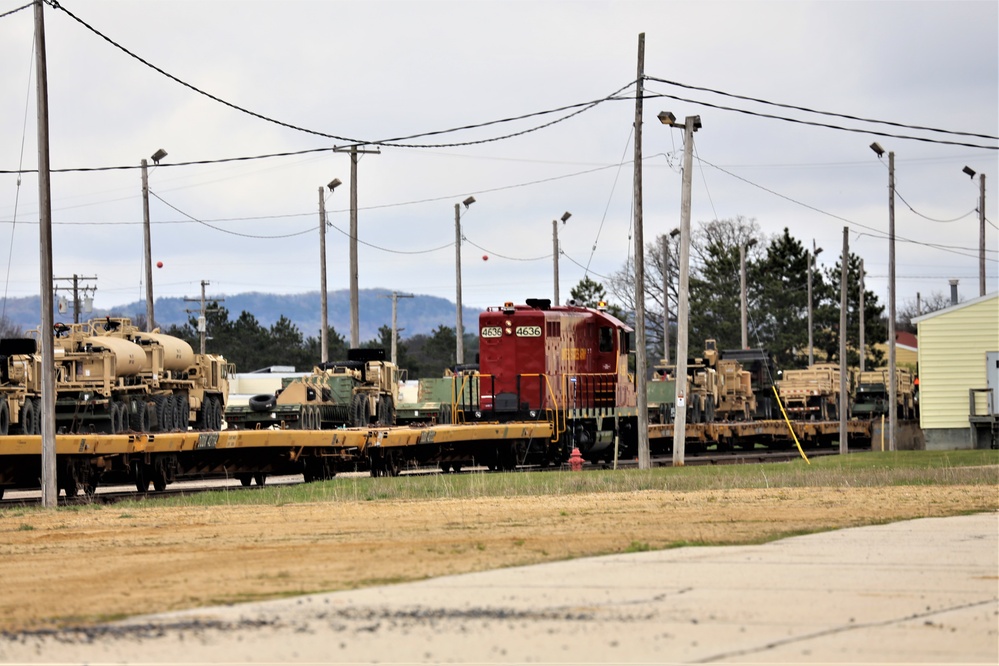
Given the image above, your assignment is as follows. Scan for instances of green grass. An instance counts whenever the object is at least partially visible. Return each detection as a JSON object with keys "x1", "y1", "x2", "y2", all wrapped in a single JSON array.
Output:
[
  {"x1": 102, "y1": 449, "x2": 998, "y2": 510},
  {"x1": 5, "y1": 450, "x2": 996, "y2": 515}
]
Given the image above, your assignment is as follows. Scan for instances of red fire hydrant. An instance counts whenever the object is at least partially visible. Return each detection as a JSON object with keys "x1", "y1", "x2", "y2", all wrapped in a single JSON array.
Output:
[{"x1": 568, "y1": 447, "x2": 584, "y2": 472}]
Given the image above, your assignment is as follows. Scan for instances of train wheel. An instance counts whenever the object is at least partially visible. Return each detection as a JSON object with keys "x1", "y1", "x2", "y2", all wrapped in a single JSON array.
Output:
[
  {"x1": 384, "y1": 452, "x2": 400, "y2": 477},
  {"x1": 59, "y1": 458, "x2": 79, "y2": 498},
  {"x1": 237, "y1": 473, "x2": 252, "y2": 487},
  {"x1": 0, "y1": 401, "x2": 9, "y2": 436},
  {"x1": 134, "y1": 464, "x2": 150, "y2": 492},
  {"x1": 254, "y1": 473, "x2": 267, "y2": 486}
]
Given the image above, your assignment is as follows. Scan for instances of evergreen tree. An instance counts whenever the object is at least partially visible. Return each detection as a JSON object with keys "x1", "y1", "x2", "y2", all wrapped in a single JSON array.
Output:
[
  {"x1": 815, "y1": 253, "x2": 886, "y2": 368},
  {"x1": 751, "y1": 228, "x2": 811, "y2": 368}
]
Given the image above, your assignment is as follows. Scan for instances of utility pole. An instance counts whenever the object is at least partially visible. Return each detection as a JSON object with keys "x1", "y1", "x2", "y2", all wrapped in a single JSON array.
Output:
[
  {"x1": 552, "y1": 212, "x2": 571, "y2": 305},
  {"x1": 141, "y1": 157, "x2": 155, "y2": 332},
  {"x1": 979, "y1": 173, "x2": 986, "y2": 297},
  {"x1": 382, "y1": 292, "x2": 414, "y2": 365},
  {"x1": 662, "y1": 229, "x2": 679, "y2": 364},
  {"x1": 53, "y1": 275, "x2": 97, "y2": 324},
  {"x1": 632, "y1": 33, "x2": 650, "y2": 470},
  {"x1": 839, "y1": 227, "x2": 849, "y2": 455},
  {"x1": 184, "y1": 281, "x2": 222, "y2": 355},
  {"x1": 34, "y1": 0, "x2": 57, "y2": 508},
  {"x1": 859, "y1": 258, "x2": 866, "y2": 372},
  {"x1": 661, "y1": 112, "x2": 701, "y2": 468},
  {"x1": 333, "y1": 145, "x2": 380, "y2": 348},
  {"x1": 808, "y1": 241, "x2": 822, "y2": 366},
  {"x1": 453, "y1": 196, "x2": 475, "y2": 367},
  {"x1": 888, "y1": 150, "x2": 897, "y2": 451},
  {"x1": 319, "y1": 179, "x2": 342, "y2": 364},
  {"x1": 739, "y1": 239, "x2": 757, "y2": 349}
]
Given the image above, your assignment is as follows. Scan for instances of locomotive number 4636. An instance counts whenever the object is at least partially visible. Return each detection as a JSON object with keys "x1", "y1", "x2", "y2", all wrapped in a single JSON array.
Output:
[{"x1": 515, "y1": 325, "x2": 542, "y2": 337}]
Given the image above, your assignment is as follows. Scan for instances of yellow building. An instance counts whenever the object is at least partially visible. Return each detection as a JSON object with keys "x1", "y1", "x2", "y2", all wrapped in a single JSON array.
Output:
[{"x1": 914, "y1": 292, "x2": 999, "y2": 449}]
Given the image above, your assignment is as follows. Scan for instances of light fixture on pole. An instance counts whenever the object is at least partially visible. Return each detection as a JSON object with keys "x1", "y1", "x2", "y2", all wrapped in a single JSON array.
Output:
[
  {"x1": 740, "y1": 238, "x2": 757, "y2": 349},
  {"x1": 659, "y1": 110, "x2": 702, "y2": 468},
  {"x1": 808, "y1": 242, "x2": 822, "y2": 365},
  {"x1": 142, "y1": 148, "x2": 167, "y2": 332},
  {"x1": 553, "y1": 211, "x2": 571, "y2": 305},
  {"x1": 662, "y1": 227, "x2": 680, "y2": 365},
  {"x1": 319, "y1": 178, "x2": 341, "y2": 364},
  {"x1": 454, "y1": 196, "x2": 475, "y2": 367},
  {"x1": 961, "y1": 165, "x2": 986, "y2": 297},
  {"x1": 871, "y1": 141, "x2": 896, "y2": 452}
]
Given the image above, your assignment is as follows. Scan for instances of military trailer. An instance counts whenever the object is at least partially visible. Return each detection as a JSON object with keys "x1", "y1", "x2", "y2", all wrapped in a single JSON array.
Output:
[
  {"x1": 225, "y1": 348, "x2": 399, "y2": 430},
  {"x1": 852, "y1": 367, "x2": 916, "y2": 420},
  {"x1": 776, "y1": 363, "x2": 844, "y2": 420}
]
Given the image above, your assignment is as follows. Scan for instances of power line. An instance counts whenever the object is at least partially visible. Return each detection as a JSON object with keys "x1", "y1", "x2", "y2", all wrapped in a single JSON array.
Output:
[
  {"x1": 894, "y1": 190, "x2": 977, "y2": 223},
  {"x1": 0, "y1": 2, "x2": 32, "y2": 20},
  {"x1": 696, "y1": 155, "x2": 996, "y2": 261},
  {"x1": 642, "y1": 87, "x2": 997, "y2": 151},
  {"x1": 44, "y1": 0, "x2": 625, "y2": 151},
  {"x1": 149, "y1": 191, "x2": 316, "y2": 239},
  {"x1": 646, "y1": 76, "x2": 998, "y2": 142}
]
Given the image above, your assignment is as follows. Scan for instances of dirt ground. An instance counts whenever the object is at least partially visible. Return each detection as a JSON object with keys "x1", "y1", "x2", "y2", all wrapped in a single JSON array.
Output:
[{"x1": 1, "y1": 484, "x2": 996, "y2": 634}]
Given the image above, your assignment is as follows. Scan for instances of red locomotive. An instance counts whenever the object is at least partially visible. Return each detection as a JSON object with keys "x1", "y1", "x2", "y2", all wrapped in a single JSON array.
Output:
[{"x1": 477, "y1": 298, "x2": 638, "y2": 463}]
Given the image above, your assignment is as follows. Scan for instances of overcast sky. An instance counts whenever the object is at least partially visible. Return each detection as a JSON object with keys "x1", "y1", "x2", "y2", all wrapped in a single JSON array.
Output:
[{"x1": 1, "y1": 0, "x2": 996, "y2": 322}]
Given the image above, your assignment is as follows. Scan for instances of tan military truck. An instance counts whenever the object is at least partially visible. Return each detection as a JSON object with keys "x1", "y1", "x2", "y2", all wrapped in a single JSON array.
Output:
[
  {"x1": 851, "y1": 367, "x2": 916, "y2": 420},
  {"x1": 776, "y1": 363, "x2": 844, "y2": 420}
]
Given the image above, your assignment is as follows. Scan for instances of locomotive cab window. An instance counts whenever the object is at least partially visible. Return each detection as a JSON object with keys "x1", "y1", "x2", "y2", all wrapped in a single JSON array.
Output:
[{"x1": 599, "y1": 327, "x2": 614, "y2": 353}]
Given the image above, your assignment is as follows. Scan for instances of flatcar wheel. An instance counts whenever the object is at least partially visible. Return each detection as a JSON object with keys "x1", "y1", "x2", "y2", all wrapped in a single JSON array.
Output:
[
  {"x1": 236, "y1": 473, "x2": 252, "y2": 487},
  {"x1": 254, "y1": 473, "x2": 267, "y2": 486},
  {"x1": 59, "y1": 458, "x2": 79, "y2": 498},
  {"x1": 134, "y1": 464, "x2": 150, "y2": 492},
  {"x1": 384, "y1": 452, "x2": 399, "y2": 477}
]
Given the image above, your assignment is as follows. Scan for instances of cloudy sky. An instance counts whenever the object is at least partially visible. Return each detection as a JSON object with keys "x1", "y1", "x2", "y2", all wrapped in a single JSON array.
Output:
[{"x1": 1, "y1": 0, "x2": 996, "y2": 322}]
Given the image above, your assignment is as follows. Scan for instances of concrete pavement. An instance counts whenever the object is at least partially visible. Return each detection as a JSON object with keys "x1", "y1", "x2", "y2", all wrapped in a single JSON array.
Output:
[{"x1": 1, "y1": 512, "x2": 996, "y2": 664}]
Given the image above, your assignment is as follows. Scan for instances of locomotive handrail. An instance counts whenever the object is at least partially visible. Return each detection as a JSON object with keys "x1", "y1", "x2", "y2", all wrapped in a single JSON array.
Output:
[{"x1": 520, "y1": 373, "x2": 565, "y2": 442}]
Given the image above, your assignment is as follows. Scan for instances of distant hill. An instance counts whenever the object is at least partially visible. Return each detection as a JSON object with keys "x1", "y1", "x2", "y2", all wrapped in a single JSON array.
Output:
[{"x1": 1, "y1": 289, "x2": 487, "y2": 342}]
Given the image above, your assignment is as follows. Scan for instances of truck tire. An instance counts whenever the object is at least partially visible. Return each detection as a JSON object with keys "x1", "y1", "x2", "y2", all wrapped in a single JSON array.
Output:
[
  {"x1": 20, "y1": 399, "x2": 36, "y2": 436},
  {"x1": 0, "y1": 401, "x2": 8, "y2": 436},
  {"x1": 248, "y1": 394, "x2": 276, "y2": 413}
]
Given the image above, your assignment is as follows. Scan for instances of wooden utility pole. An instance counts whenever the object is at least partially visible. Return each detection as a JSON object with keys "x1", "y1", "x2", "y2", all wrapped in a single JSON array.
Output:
[
  {"x1": 887, "y1": 150, "x2": 897, "y2": 451},
  {"x1": 34, "y1": 0, "x2": 57, "y2": 507},
  {"x1": 53, "y1": 275, "x2": 97, "y2": 324},
  {"x1": 839, "y1": 227, "x2": 849, "y2": 455},
  {"x1": 978, "y1": 173, "x2": 986, "y2": 297},
  {"x1": 141, "y1": 158, "x2": 155, "y2": 332},
  {"x1": 672, "y1": 114, "x2": 700, "y2": 467},
  {"x1": 859, "y1": 258, "x2": 866, "y2": 372},
  {"x1": 382, "y1": 292, "x2": 414, "y2": 365},
  {"x1": 632, "y1": 33, "x2": 650, "y2": 470},
  {"x1": 184, "y1": 281, "x2": 222, "y2": 355},
  {"x1": 333, "y1": 145, "x2": 380, "y2": 348}
]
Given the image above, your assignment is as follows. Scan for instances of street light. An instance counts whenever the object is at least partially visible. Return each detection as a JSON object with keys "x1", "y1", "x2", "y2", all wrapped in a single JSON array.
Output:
[
  {"x1": 662, "y1": 227, "x2": 680, "y2": 364},
  {"x1": 962, "y1": 165, "x2": 987, "y2": 297},
  {"x1": 740, "y1": 238, "x2": 757, "y2": 349},
  {"x1": 141, "y1": 148, "x2": 167, "y2": 332},
  {"x1": 319, "y1": 178, "x2": 341, "y2": 364},
  {"x1": 553, "y1": 211, "x2": 571, "y2": 305},
  {"x1": 871, "y1": 141, "x2": 897, "y2": 451},
  {"x1": 660, "y1": 111, "x2": 702, "y2": 468},
  {"x1": 808, "y1": 242, "x2": 822, "y2": 365},
  {"x1": 454, "y1": 196, "x2": 475, "y2": 366}
]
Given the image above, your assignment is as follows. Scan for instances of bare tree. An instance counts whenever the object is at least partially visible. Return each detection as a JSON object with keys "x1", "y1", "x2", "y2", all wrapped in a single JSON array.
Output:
[{"x1": 0, "y1": 316, "x2": 24, "y2": 338}]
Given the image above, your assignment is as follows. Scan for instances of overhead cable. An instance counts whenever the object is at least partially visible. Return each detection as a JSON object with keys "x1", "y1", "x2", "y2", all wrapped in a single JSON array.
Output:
[
  {"x1": 646, "y1": 76, "x2": 998, "y2": 141},
  {"x1": 643, "y1": 88, "x2": 997, "y2": 151},
  {"x1": 45, "y1": 0, "x2": 625, "y2": 150}
]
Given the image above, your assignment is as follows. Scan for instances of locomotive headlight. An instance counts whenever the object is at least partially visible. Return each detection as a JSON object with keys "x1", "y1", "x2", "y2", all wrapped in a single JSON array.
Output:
[
  {"x1": 529, "y1": 410, "x2": 537, "y2": 418},
  {"x1": 505, "y1": 320, "x2": 512, "y2": 326},
  {"x1": 505, "y1": 327, "x2": 512, "y2": 335},
  {"x1": 474, "y1": 411, "x2": 482, "y2": 419}
]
